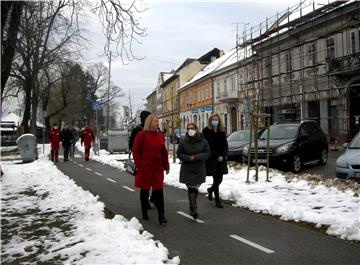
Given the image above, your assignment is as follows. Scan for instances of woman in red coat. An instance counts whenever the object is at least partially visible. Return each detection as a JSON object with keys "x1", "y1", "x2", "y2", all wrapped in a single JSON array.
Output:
[
  {"x1": 133, "y1": 114, "x2": 170, "y2": 224},
  {"x1": 48, "y1": 123, "x2": 61, "y2": 162},
  {"x1": 81, "y1": 124, "x2": 95, "y2": 161}
]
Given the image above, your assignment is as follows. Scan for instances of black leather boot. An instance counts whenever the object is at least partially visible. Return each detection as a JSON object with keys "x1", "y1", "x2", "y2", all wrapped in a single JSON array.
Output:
[
  {"x1": 188, "y1": 188, "x2": 198, "y2": 219},
  {"x1": 153, "y1": 189, "x2": 167, "y2": 225},
  {"x1": 207, "y1": 187, "x2": 213, "y2": 201}
]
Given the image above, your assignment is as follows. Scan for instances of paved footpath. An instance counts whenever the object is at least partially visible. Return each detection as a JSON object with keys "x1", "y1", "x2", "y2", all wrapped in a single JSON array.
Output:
[{"x1": 56, "y1": 157, "x2": 360, "y2": 265}]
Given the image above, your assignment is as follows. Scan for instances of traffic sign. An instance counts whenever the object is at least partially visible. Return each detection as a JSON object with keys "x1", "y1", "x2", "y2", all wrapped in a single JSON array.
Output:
[{"x1": 92, "y1": 100, "x2": 101, "y2": 111}]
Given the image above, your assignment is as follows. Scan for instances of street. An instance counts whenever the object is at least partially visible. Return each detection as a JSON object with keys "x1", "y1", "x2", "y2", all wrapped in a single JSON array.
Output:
[{"x1": 56, "y1": 157, "x2": 360, "y2": 265}]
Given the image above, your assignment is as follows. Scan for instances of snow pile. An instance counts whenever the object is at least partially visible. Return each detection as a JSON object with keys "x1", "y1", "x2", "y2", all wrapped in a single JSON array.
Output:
[{"x1": 1, "y1": 154, "x2": 179, "y2": 264}]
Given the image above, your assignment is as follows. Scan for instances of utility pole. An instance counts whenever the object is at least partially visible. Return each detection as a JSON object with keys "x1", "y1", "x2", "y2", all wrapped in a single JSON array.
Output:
[{"x1": 107, "y1": 51, "x2": 112, "y2": 135}]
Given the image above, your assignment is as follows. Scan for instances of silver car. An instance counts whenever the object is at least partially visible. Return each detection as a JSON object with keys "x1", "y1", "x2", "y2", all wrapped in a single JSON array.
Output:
[{"x1": 336, "y1": 131, "x2": 360, "y2": 180}]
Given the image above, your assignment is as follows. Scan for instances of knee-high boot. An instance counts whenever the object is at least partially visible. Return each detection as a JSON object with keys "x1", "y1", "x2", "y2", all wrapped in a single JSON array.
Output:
[
  {"x1": 140, "y1": 189, "x2": 150, "y2": 220},
  {"x1": 153, "y1": 189, "x2": 167, "y2": 224},
  {"x1": 188, "y1": 188, "x2": 198, "y2": 219}
]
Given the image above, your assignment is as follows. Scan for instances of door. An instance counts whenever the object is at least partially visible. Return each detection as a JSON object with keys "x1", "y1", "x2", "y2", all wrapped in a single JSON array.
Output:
[{"x1": 230, "y1": 107, "x2": 237, "y2": 133}]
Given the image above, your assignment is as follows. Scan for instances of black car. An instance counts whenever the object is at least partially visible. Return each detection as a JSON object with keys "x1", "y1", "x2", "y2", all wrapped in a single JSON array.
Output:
[
  {"x1": 227, "y1": 130, "x2": 251, "y2": 162},
  {"x1": 242, "y1": 120, "x2": 328, "y2": 173}
]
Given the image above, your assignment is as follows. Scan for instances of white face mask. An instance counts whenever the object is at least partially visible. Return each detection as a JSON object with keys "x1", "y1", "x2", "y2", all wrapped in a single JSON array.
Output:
[{"x1": 188, "y1": 129, "x2": 196, "y2": 137}]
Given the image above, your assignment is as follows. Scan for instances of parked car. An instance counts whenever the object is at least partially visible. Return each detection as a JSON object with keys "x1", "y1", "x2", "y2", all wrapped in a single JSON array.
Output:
[
  {"x1": 1, "y1": 121, "x2": 17, "y2": 146},
  {"x1": 242, "y1": 120, "x2": 328, "y2": 173},
  {"x1": 227, "y1": 130, "x2": 251, "y2": 162},
  {"x1": 336, "y1": 131, "x2": 360, "y2": 181},
  {"x1": 169, "y1": 128, "x2": 181, "y2": 144}
]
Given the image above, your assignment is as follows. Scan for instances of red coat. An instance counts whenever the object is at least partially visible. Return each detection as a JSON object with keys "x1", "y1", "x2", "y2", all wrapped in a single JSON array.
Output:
[
  {"x1": 49, "y1": 128, "x2": 61, "y2": 150},
  {"x1": 81, "y1": 127, "x2": 95, "y2": 148},
  {"x1": 133, "y1": 130, "x2": 169, "y2": 190}
]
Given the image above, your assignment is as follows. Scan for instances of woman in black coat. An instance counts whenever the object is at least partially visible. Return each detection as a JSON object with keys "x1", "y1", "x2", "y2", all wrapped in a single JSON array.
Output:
[
  {"x1": 202, "y1": 113, "x2": 228, "y2": 208},
  {"x1": 177, "y1": 122, "x2": 210, "y2": 219}
]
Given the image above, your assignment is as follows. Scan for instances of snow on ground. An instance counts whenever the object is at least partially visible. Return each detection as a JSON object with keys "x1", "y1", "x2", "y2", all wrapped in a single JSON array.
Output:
[
  {"x1": 1, "y1": 145, "x2": 180, "y2": 264},
  {"x1": 90, "y1": 149, "x2": 360, "y2": 242}
]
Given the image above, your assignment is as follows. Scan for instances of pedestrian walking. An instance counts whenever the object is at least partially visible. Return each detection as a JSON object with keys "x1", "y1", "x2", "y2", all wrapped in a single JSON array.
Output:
[
  {"x1": 49, "y1": 123, "x2": 61, "y2": 162},
  {"x1": 202, "y1": 113, "x2": 228, "y2": 208},
  {"x1": 69, "y1": 124, "x2": 79, "y2": 158},
  {"x1": 177, "y1": 122, "x2": 210, "y2": 219},
  {"x1": 129, "y1": 110, "x2": 154, "y2": 209},
  {"x1": 81, "y1": 123, "x2": 95, "y2": 161},
  {"x1": 60, "y1": 124, "x2": 74, "y2": 162},
  {"x1": 129, "y1": 110, "x2": 151, "y2": 151},
  {"x1": 133, "y1": 114, "x2": 170, "y2": 224}
]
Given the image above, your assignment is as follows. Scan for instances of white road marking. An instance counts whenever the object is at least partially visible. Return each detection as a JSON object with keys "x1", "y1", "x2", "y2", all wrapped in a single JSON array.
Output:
[
  {"x1": 122, "y1": 185, "x2": 135, "y2": 192},
  {"x1": 229, "y1": 235, "x2": 275, "y2": 254},
  {"x1": 95, "y1": 172, "x2": 103, "y2": 176},
  {"x1": 85, "y1": 167, "x2": 92, "y2": 171},
  {"x1": 106, "y1": 178, "x2": 116, "y2": 183},
  {"x1": 78, "y1": 164, "x2": 84, "y2": 167},
  {"x1": 176, "y1": 211, "x2": 204, "y2": 223},
  {"x1": 73, "y1": 161, "x2": 77, "y2": 164}
]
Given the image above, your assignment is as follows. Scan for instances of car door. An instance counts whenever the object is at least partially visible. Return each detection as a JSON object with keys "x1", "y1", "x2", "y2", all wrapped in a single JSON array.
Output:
[{"x1": 298, "y1": 123, "x2": 316, "y2": 162}]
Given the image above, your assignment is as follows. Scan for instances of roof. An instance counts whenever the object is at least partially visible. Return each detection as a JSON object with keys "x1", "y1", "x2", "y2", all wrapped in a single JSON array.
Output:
[
  {"x1": 246, "y1": 0, "x2": 353, "y2": 48},
  {"x1": 179, "y1": 48, "x2": 240, "y2": 91},
  {"x1": 160, "y1": 58, "x2": 196, "y2": 88}
]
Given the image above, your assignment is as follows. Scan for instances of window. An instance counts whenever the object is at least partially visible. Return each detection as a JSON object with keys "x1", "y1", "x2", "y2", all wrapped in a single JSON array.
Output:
[
  {"x1": 223, "y1": 78, "x2": 228, "y2": 96},
  {"x1": 307, "y1": 42, "x2": 316, "y2": 65},
  {"x1": 326, "y1": 38, "x2": 335, "y2": 59},
  {"x1": 198, "y1": 87, "x2": 201, "y2": 102},
  {"x1": 351, "y1": 31, "x2": 356, "y2": 54},
  {"x1": 193, "y1": 90, "x2": 196, "y2": 104},
  {"x1": 231, "y1": 75, "x2": 236, "y2": 91},
  {"x1": 285, "y1": 52, "x2": 292, "y2": 73},
  {"x1": 216, "y1": 80, "x2": 220, "y2": 97},
  {"x1": 202, "y1": 86, "x2": 205, "y2": 101}
]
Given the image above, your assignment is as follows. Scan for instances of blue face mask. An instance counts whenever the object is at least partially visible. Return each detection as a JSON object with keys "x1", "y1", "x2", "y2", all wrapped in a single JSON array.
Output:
[{"x1": 211, "y1": 120, "x2": 219, "y2": 127}]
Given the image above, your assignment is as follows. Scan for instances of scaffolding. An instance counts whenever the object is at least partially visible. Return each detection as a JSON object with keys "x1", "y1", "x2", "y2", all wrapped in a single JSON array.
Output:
[{"x1": 235, "y1": 0, "x2": 360, "y2": 141}]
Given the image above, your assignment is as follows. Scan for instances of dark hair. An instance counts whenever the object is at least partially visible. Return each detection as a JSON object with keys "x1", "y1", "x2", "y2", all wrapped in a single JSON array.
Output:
[
  {"x1": 186, "y1": 122, "x2": 198, "y2": 131},
  {"x1": 140, "y1": 110, "x2": 151, "y2": 125}
]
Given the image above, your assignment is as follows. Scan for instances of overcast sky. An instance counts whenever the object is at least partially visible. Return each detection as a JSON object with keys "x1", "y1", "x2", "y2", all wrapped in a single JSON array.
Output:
[{"x1": 83, "y1": 0, "x2": 303, "y2": 113}]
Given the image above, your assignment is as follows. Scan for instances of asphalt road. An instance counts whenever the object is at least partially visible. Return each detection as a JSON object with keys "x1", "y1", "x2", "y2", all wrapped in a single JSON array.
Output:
[{"x1": 56, "y1": 156, "x2": 360, "y2": 265}]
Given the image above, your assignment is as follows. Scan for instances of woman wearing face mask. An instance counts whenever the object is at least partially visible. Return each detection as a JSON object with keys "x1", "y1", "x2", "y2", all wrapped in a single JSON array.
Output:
[
  {"x1": 202, "y1": 114, "x2": 228, "y2": 208},
  {"x1": 177, "y1": 123, "x2": 210, "y2": 219},
  {"x1": 133, "y1": 114, "x2": 170, "y2": 225}
]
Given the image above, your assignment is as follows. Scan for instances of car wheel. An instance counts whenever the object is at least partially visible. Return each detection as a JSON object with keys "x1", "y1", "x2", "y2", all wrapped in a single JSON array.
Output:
[
  {"x1": 291, "y1": 154, "x2": 302, "y2": 173},
  {"x1": 318, "y1": 149, "x2": 328, "y2": 165}
]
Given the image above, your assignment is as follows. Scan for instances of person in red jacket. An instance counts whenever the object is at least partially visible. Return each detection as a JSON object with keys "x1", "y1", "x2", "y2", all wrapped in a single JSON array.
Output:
[
  {"x1": 48, "y1": 123, "x2": 61, "y2": 162},
  {"x1": 133, "y1": 114, "x2": 170, "y2": 224},
  {"x1": 81, "y1": 123, "x2": 95, "y2": 161}
]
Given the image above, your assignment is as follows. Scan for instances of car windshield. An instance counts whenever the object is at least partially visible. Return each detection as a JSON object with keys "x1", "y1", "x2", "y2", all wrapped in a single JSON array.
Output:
[
  {"x1": 260, "y1": 124, "x2": 299, "y2": 140},
  {"x1": 349, "y1": 133, "x2": 360, "y2": 149},
  {"x1": 227, "y1": 130, "x2": 250, "y2": 142}
]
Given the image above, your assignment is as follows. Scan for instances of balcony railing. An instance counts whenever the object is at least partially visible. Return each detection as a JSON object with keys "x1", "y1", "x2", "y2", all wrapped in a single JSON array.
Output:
[
  {"x1": 219, "y1": 90, "x2": 238, "y2": 102},
  {"x1": 327, "y1": 52, "x2": 360, "y2": 76}
]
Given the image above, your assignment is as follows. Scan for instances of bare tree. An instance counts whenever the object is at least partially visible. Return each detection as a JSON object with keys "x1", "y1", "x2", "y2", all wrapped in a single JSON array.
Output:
[
  {"x1": 1, "y1": 1, "x2": 24, "y2": 101},
  {"x1": 12, "y1": 1, "x2": 83, "y2": 133},
  {"x1": 90, "y1": 0, "x2": 146, "y2": 62}
]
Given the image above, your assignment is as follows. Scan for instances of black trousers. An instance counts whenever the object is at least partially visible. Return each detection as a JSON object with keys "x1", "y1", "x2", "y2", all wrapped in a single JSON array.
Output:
[
  {"x1": 209, "y1": 163, "x2": 223, "y2": 201},
  {"x1": 63, "y1": 145, "x2": 70, "y2": 160},
  {"x1": 140, "y1": 189, "x2": 164, "y2": 215}
]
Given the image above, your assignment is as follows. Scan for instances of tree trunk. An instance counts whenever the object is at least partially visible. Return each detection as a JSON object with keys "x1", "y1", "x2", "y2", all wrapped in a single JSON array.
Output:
[
  {"x1": 1, "y1": 2, "x2": 24, "y2": 98},
  {"x1": 30, "y1": 88, "x2": 38, "y2": 135},
  {"x1": 21, "y1": 77, "x2": 33, "y2": 133}
]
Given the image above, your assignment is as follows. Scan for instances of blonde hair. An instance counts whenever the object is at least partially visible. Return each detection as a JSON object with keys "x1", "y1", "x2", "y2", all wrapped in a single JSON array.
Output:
[
  {"x1": 207, "y1": 113, "x2": 225, "y2": 132},
  {"x1": 143, "y1": 114, "x2": 158, "y2": 131}
]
